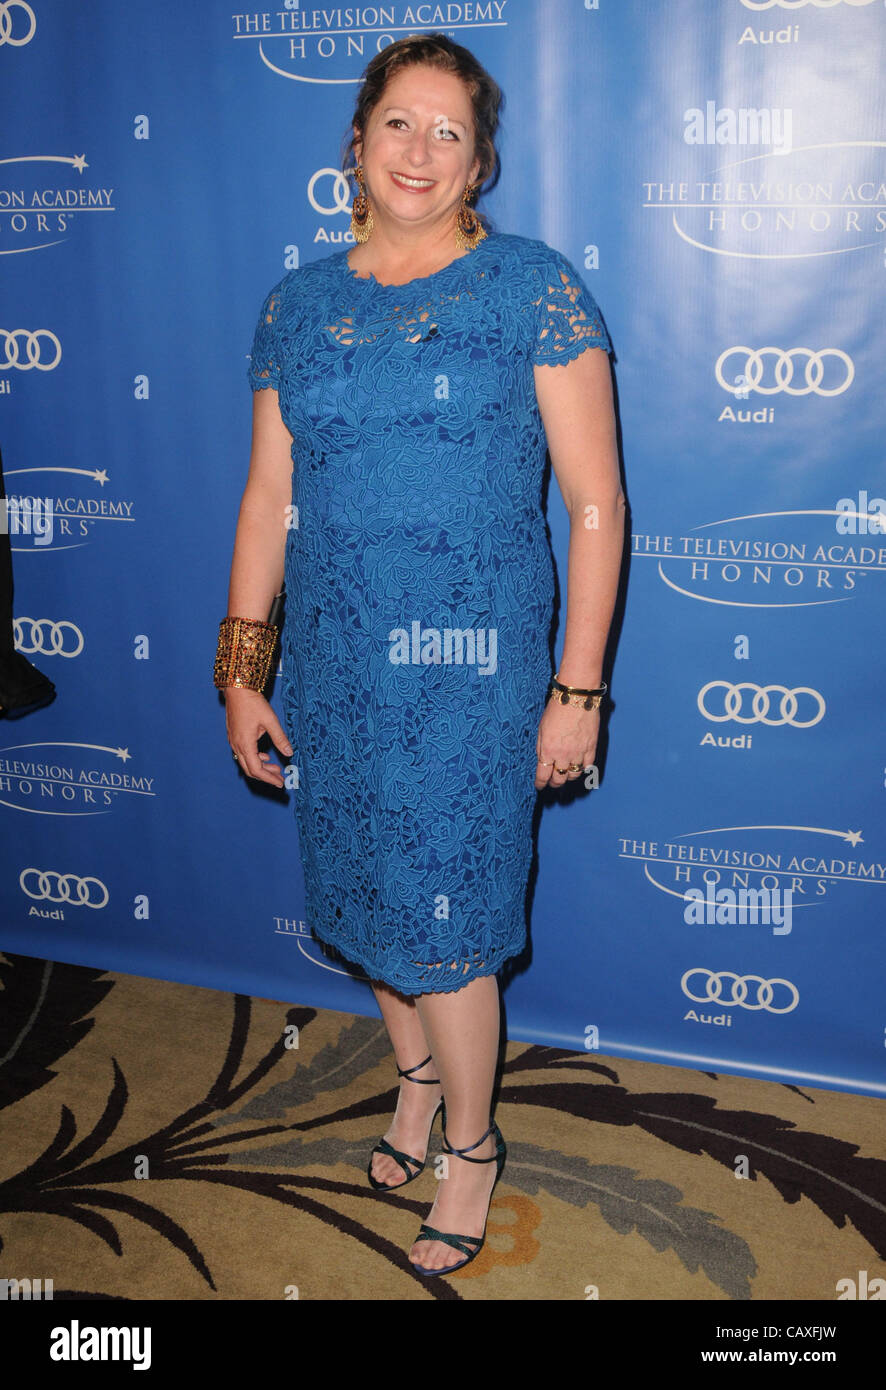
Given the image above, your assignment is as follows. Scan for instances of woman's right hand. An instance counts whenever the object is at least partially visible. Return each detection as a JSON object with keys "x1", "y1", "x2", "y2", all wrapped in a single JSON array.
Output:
[{"x1": 224, "y1": 687, "x2": 293, "y2": 789}]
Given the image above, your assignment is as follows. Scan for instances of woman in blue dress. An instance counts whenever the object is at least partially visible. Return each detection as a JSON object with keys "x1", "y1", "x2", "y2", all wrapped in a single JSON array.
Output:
[{"x1": 216, "y1": 33, "x2": 623, "y2": 1276}]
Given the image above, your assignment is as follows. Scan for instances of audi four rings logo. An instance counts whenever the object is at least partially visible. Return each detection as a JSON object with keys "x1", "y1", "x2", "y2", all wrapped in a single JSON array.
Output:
[
  {"x1": 715, "y1": 347, "x2": 853, "y2": 397},
  {"x1": 682, "y1": 969, "x2": 799, "y2": 1013},
  {"x1": 20, "y1": 868, "x2": 109, "y2": 908},
  {"x1": 0, "y1": 1, "x2": 36, "y2": 45},
  {"x1": 13, "y1": 618, "x2": 84, "y2": 657},
  {"x1": 1, "y1": 330, "x2": 62, "y2": 371},
  {"x1": 307, "y1": 169, "x2": 352, "y2": 216},
  {"x1": 742, "y1": 0, "x2": 874, "y2": 7},
  {"x1": 698, "y1": 681, "x2": 825, "y2": 728}
]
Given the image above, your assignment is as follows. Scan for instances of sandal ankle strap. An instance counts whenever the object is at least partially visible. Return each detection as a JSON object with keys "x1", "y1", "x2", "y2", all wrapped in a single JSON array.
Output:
[
  {"x1": 397, "y1": 1054, "x2": 440, "y2": 1085},
  {"x1": 442, "y1": 1119, "x2": 496, "y2": 1161}
]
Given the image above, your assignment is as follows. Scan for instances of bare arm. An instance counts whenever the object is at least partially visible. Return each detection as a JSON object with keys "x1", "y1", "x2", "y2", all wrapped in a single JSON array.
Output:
[
  {"x1": 222, "y1": 387, "x2": 295, "y2": 788},
  {"x1": 534, "y1": 346, "x2": 623, "y2": 685},
  {"x1": 226, "y1": 386, "x2": 294, "y2": 618},
  {"x1": 533, "y1": 346, "x2": 624, "y2": 787}
]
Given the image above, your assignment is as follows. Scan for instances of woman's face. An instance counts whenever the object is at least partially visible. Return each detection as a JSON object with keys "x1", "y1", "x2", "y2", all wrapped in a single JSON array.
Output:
[{"x1": 353, "y1": 64, "x2": 482, "y2": 233}]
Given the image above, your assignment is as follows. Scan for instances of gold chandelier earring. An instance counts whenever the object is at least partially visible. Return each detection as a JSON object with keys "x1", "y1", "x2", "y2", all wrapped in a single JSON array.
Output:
[
  {"x1": 350, "y1": 164, "x2": 374, "y2": 243},
  {"x1": 455, "y1": 181, "x2": 486, "y2": 251}
]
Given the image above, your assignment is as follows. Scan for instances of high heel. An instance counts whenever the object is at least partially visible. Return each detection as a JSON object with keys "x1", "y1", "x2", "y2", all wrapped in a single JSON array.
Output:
[
  {"x1": 367, "y1": 1054, "x2": 442, "y2": 1192},
  {"x1": 409, "y1": 1100, "x2": 506, "y2": 1276}
]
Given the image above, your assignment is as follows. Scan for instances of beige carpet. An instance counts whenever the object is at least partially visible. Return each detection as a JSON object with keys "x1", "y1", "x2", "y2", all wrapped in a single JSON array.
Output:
[{"x1": 1, "y1": 951, "x2": 884, "y2": 1301}]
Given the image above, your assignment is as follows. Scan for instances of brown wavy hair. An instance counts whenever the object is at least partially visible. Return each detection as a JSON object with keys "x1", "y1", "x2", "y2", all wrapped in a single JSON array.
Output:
[{"x1": 340, "y1": 32, "x2": 502, "y2": 216}]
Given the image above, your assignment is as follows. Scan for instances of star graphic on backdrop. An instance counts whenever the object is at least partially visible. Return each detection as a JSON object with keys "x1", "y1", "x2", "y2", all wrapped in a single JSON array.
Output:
[
  {"x1": 93, "y1": 469, "x2": 109, "y2": 486},
  {"x1": 115, "y1": 748, "x2": 132, "y2": 763},
  {"x1": 845, "y1": 830, "x2": 863, "y2": 847},
  {"x1": 72, "y1": 154, "x2": 88, "y2": 173}
]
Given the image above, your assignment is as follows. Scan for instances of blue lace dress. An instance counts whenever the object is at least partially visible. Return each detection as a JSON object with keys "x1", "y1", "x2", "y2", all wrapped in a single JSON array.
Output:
[{"x1": 247, "y1": 229, "x2": 611, "y2": 995}]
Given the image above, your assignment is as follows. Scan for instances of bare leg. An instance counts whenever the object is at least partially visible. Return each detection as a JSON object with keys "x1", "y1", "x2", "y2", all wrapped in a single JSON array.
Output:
[
  {"x1": 408, "y1": 972, "x2": 502, "y2": 1272},
  {"x1": 369, "y1": 980, "x2": 443, "y2": 1187}
]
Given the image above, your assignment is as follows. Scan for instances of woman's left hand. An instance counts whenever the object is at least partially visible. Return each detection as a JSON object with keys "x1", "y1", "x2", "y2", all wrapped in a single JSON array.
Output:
[{"x1": 535, "y1": 697, "x2": 600, "y2": 790}]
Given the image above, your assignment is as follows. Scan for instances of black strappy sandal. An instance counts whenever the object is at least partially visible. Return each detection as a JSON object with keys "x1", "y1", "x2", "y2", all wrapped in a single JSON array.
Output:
[
  {"x1": 367, "y1": 1053, "x2": 442, "y2": 1192},
  {"x1": 409, "y1": 1101, "x2": 507, "y2": 1276}
]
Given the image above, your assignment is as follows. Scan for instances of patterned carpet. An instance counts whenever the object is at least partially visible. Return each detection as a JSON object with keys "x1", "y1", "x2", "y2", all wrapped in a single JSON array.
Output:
[{"x1": 1, "y1": 951, "x2": 884, "y2": 1302}]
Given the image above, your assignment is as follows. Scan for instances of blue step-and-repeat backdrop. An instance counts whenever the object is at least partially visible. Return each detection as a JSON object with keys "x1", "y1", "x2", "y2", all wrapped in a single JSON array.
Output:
[{"x1": 2, "y1": 1, "x2": 884, "y2": 1097}]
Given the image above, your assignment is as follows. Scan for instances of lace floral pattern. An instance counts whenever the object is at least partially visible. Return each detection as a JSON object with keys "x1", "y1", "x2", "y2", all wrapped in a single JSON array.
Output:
[{"x1": 247, "y1": 231, "x2": 611, "y2": 994}]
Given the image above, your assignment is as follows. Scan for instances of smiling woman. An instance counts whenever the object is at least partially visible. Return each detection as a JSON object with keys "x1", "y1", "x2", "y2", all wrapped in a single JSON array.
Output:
[
  {"x1": 217, "y1": 31, "x2": 623, "y2": 1278},
  {"x1": 344, "y1": 62, "x2": 486, "y2": 283}
]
